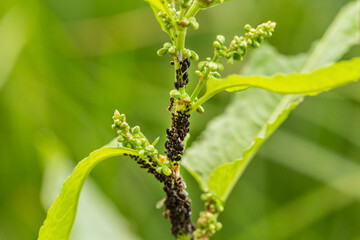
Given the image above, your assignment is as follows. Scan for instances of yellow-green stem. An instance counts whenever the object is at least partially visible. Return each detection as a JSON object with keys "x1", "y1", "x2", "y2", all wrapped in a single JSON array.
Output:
[{"x1": 185, "y1": 2, "x2": 201, "y2": 18}]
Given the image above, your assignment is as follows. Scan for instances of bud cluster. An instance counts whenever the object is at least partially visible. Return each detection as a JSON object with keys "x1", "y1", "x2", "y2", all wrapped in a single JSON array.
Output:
[
  {"x1": 112, "y1": 110, "x2": 173, "y2": 176},
  {"x1": 194, "y1": 192, "x2": 224, "y2": 239},
  {"x1": 112, "y1": 110, "x2": 195, "y2": 238},
  {"x1": 224, "y1": 21, "x2": 276, "y2": 64},
  {"x1": 157, "y1": 42, "x2": 199, "y2": 61},
  {"x1": 197, "y1": 21, "x2": 276, "y2": 79}
]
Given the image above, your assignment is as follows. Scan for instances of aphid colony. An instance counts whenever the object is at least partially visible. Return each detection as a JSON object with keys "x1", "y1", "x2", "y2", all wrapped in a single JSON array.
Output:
[
  {"x1": 163, "y1": 175, "x2": 195, "y2": 237},
  {"x1": 112, "y1": 110, "x2": 194, "y2": 237},
  {"x1": 174, "y1": 58, "x2": 190, "y2": 90},
  {"x1": 165, "y1": 58, "x2": 191, "y2": 166}
]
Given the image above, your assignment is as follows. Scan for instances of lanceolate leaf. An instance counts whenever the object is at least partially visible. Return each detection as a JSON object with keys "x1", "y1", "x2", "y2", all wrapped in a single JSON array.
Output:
[
  {"x1": 183, "y1": 0, "x2": 360, "y2": 200},
  {"x1": 38, "y1": 140, "x2": 138, "y2": 240},
  {"x1": 191, "y1": 57, "x2": 360, "y2": 111}
]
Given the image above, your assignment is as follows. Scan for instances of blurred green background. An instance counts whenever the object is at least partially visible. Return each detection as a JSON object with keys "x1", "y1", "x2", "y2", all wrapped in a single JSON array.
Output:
[{"x1": 0, "y1": 0, "x2": 360, "y2": 239}]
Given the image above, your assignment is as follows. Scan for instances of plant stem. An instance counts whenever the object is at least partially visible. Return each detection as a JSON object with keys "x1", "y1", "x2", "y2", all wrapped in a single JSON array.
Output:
[
  {"x1": 185, "y1": 2, "x2": 201, "y2": 18},
  {"x1": 190, "y1": 80, "x2": 205, "y2": 101},
  {"x1": 177, "y1": 31, "x2": 186, "y2": 52}
]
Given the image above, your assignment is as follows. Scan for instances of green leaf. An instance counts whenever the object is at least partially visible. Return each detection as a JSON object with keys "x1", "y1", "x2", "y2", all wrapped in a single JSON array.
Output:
[
  {"x1": 38, "y1": 140, "x2": 139, "y2": 240},
  {"x1": 191, "y1": 57, "x2": 360, "y2": 111},
  {"x1": 145, "y1": 0, "x2": 166, "y2": 12},
  {"x1": 183, "y1": 46, "x2": 305, "y2": 196},
  {"x1": 183, "y1": 0, "x2": 360, "y2": 200}
]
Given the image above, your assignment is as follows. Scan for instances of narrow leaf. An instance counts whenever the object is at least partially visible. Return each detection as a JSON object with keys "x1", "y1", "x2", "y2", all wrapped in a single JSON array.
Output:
[
  {"x1": 38, "y1": 141, "x2": 138, "y2": 240},
  {"x1": 192, "y1": 57, "x2": 360, "y2": 111}
]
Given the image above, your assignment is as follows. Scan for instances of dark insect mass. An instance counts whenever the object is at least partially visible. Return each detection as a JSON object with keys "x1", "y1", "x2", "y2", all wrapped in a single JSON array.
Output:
[
  {"x1": 174, "y1": 58, "x2": 191, "y2": 90},
  {"x1": 163, "y1": 57, "x2": 194, "y2": 238},
  {"x1": 126, "y1": 153, "x2": 194, "y2": 237}
]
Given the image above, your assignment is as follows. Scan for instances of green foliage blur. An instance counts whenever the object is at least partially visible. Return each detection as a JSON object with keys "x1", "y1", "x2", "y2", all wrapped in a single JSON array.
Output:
[{"x1": 0, "y1": 0, "x2": 359, "y2": 239}]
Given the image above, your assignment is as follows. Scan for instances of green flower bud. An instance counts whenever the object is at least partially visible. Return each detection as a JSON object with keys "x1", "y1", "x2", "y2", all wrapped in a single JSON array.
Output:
[
  {"x1": 188, "y1": 17, "x2": 199, "y2": 30},
  {"x1": 170, "y1": 89, "x2": 182, "y2": 98},
  {"x1": 157, "y1": 48, "x2": 168, "y2": 56},
  {"x1": 195, "y1": 70, "x2": 202, "y2": 76},
  {"x1": 145, "y1": 145, "x2": 155, "y2": 152},
  {"x1": 132, "y1": 126, "x2": 140, "y2": 134},
  {"x1": 120, "y1": 122, "x2": 129, "y2": 130},
  {"x1": 162, "y1": 166, "x2": 172, "y2": 176},
  {"x1": 244, "y1": 24, "x2": 251, "y2": 32},
  {"x1": 163, "y1": 42, "x2": 172, "y2": 49},
  {"x1": 234, "y1": 36, "x2": 240, "y2": 44},
  {"x1": 213, "y1": 41, "x2": 222, "y2": 49},
  {"x1": 209, "y1": 224, "x2": 216, "y2": 232},
  {"x1": 190, "y1": 50, "x2": 199, "y2": 61},
  {"x1": 246, "y1": 38, "x2": 252, "y2": 46},
  {"x1": 196, "y1": 105, "x2": 205, "y2": 114},
  {"x1": 184, "y1": 49, "x2": 191, "y2": 58},
  {"x1": 215, "y1": 222, "x2": 222, "y2": 231},
  {"x1": 216, "y1": 35, "x2": 225, "y2": 45},
  {"x1": 134, "y1": 139, "x2": 142, "y2": 147},
  {"x1": 168, "y1": 46, "x2": 176, "y2": 54},
  {"x1": 198, "y1": 61, "x2": 206, "y2": 70},
  {"x1": 156, "y1": 167, "x2": 162, "y2": 174},
  {"x1": 113, "y1": 109, "x2": 121, "y2": 119},
  {"x1": 114, "y1": 119, "x2": 121, "y2": 126},
  {"x1": 252, "y1": 41, "x2": 261, "y2": 48},
  {"x1": 207, "y1": 62, "x2": 218, "y2": 71},
  {"x1": 211, "y1": 72, "x2": 221, "y2": 79}
]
